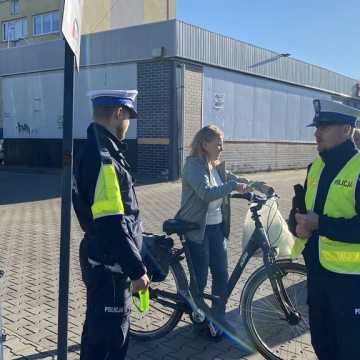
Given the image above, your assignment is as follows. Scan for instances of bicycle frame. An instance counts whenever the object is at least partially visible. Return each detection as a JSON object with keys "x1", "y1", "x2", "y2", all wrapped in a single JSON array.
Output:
[
  {"x1": 148, "y1": 193, "x2": 302, "y2": 329},
  {"x1": 178, "y1": 194, "x2": 301, "y2": 324}
]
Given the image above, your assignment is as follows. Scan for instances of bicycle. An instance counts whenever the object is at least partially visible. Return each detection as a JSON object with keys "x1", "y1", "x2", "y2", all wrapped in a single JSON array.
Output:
[{"x1": 130, "y1": 191, "x2": 312, "y2": 360}]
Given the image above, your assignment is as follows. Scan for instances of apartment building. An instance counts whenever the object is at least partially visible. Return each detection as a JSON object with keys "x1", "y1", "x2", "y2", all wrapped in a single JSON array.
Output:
[{"x1": 0, "y1": 0, "x2": 176, "y2": 48}]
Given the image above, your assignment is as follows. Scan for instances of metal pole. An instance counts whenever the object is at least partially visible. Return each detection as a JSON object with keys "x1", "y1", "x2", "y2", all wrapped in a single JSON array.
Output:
[
  {"x1": 0, "y1": 270, "x2": 5, "y2": 360},
  {"x1": 57, "y1": 40, "x2": 75, "y2": 360}
]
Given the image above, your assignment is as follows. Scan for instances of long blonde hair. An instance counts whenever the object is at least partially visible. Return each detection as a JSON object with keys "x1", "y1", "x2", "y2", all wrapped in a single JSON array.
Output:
[{"x1": 190, "y1": 125, "x2": 223, "y2": 162}]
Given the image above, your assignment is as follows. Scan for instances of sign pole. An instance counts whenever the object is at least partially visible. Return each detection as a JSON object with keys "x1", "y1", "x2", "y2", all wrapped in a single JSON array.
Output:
[
  {"x1": 57, "y1": 40, "x2": 75, "y2": 360},
  {"x1": 57, "y1": 0, "x2": 83, "y2": 357}
]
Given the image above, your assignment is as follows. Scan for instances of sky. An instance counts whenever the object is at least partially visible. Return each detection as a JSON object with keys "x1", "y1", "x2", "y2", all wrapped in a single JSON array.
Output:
[{"x1": 177, "y1": 0, "x2": 360, "y2": 80}]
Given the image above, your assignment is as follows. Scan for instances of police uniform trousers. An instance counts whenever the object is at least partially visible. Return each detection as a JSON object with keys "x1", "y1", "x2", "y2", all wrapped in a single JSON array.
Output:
[
  {"x1": 79, "y1": 238, "x2": 131, "y2": 360},
  {"x1": 307, "y1": 268, "x2": 360, "y2": 360}
]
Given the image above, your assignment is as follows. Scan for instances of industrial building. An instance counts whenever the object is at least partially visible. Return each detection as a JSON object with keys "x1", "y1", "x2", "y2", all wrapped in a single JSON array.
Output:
[{"x1": 0, "y1": 19, "x2": 359, "y2": 180}]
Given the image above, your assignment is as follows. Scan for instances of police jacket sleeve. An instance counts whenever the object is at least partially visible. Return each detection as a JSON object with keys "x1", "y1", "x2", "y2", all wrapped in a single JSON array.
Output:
[
  {"x1": 183, "y1": 158, "x2": 237, "y2": 202},
  {"x1": 95, "y1": 216, "x2": 146, "y2": 280},
  {"x1": 84, "y1": 155, "x2": 146, "y2": 280},
  {"x1": 318, "y1": 175, "x2": 360, "y2": 244}
]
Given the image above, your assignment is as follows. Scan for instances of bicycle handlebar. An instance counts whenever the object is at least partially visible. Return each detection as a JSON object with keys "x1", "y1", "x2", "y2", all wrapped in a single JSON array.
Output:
[
  {"x1": 231, "y1": 192, "x2": 255, "y2": 201},
  {"x1": 231, "y1": 190, "x2": 278, "y2": 203}
]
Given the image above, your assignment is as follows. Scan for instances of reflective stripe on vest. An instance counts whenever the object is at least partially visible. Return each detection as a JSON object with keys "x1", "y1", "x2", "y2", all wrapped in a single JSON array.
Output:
[
  {"x1": 305, "y1": 152, "x2": 360, "y2": 274},
  {"x1": 91, "y1": 162, "x2": 124, "y2": 220}
]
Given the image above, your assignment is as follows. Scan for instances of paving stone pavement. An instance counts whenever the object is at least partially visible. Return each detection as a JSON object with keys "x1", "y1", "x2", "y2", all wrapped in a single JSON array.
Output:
[{"x1": 0, "y1": 168, "x2": 313, "y2": 360}]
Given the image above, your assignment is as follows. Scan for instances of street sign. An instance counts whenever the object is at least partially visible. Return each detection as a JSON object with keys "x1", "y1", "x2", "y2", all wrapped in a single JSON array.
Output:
[{"x1": 62, "y1": 0, "x2": 84, "y2": 71}]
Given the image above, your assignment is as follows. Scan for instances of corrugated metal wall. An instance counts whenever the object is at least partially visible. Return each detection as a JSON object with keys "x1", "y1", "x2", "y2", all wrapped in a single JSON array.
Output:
[
  {"x1": 176, "y1": 21, "x2": 358, "y2": 97},
  {"x1": 2, "y1": 63, "x2": 137, "y2": 139},
  {"x1": 203, "y1": 66, "x2": 332, "y2": 142},
  {"x1": 1, "y1": 20, "x2": 357, "y2": 101}
]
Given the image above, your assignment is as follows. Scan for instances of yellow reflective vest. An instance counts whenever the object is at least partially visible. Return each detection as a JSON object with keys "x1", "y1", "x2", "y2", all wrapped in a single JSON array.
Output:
[
  {"x1": 91, "y1": 158, "x2": 125, "y2": 220},
  {"x1": 304, "y1": 153, "x2": 360, "y2": 274}
]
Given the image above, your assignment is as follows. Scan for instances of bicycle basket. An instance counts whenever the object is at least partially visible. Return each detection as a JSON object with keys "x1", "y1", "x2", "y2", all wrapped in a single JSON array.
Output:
[
  {"x1": 242, "y1": 198, "x2": 295, "y2": 257},
  {"x1": 141, "y1": 233, "x2": 174, "y2": 282}
]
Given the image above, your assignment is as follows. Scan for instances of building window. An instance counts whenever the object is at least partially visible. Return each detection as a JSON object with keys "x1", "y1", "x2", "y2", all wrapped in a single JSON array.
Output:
[
  {"x1": 10, "y1": 0, "x2": 20, "y2": 16},
  {"x1": 33, "y1": 11, "x2": 60, "y2": 36},
  {"x1": 2, "y1": 18, "x2": 27, "y2": 41}
]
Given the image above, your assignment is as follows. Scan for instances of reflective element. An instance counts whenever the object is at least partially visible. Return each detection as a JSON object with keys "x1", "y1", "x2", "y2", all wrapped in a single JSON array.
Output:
[
  {"x1": 130, "y1": 262, "x2": 186, "y2": 340},
  {"x1": 291, "y1": 238, "x2": 307, "y2": 258},
  {"x1": 91, "y1": 164, "x2": 124, "y2": 219},
  {"x1": 132, "y1": 288, "x2": 150, "y2": 314}
]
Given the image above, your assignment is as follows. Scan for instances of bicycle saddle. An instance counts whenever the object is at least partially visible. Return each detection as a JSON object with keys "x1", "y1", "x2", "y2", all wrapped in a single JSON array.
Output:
[{"x1": 162, "y1": 219, "x2": 199, "y2": 236}]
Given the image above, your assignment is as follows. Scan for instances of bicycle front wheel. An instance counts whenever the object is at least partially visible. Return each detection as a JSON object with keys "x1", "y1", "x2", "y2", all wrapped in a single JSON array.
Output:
[
  {"x1": 241, "y1": 261, "x2": 314, "y2": 360},
  {"x1": 130, "y1": 260, "x2": 188, "y2": 341}
]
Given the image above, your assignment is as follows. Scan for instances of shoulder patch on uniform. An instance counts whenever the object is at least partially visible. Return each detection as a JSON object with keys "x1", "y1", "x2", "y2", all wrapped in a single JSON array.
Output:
[{"x1": 99, "y1": 148, "x2": 112, "y2": 165}]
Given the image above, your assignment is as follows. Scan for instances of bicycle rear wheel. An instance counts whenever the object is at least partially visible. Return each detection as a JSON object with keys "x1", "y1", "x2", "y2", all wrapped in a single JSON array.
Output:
[
  {"x1": 130, "y1": 260, "x2": 187, "y2": 341},
  {"x1": 241, "y1": 261, "x2": 314, "y2": 360}
]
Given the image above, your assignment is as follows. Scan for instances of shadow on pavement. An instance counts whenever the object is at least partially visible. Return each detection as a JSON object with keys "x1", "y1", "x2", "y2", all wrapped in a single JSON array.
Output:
[
  {"x1": 12, "y1": 344, "x2": 80, "y2": 360},
  {"x1": 0, "y1": 171, "x2": 61, "y2": 205},
  {"x1": 130, "y1": 320, "x2": 254, "y2": 360}
]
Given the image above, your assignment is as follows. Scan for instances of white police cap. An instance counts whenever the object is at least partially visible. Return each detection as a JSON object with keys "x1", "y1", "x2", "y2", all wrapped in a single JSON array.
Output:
[
  {"x1": 87, "y1": 90, "x2": 138, "y2": 119},
  {"x1": 308, "y1": 99, "x2": 360, "y2": 127}
]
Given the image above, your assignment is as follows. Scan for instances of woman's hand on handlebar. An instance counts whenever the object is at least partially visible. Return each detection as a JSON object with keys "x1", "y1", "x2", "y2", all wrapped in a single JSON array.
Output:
[
  {"x1": 249, "y1": 181, "x2": 274, "y2": 196},
  {"x1": 235, "y1": 182, "x2": 253, "y2": 193}
]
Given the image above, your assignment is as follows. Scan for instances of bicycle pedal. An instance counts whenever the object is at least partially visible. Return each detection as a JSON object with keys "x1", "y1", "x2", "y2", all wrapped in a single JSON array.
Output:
[
  {"x1": 208, "y1": 322, "x2": 223, "y2": 338},
  {"x1": 191, "y1": 310, "x2": 205, "y2": 323}
]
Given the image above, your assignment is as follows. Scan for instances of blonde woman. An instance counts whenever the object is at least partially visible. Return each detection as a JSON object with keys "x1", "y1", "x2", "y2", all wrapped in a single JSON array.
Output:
[{"x1": 175, "y1": 125, "x2": 272, "y2": 338}]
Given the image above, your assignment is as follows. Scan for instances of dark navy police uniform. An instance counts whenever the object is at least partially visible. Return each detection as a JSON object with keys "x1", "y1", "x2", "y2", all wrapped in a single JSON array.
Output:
[
  {"x1": 73, "y1": 90, "x2": 145, "y2": 360},
  {"x1": 300, "y1": 99, "x2": 360, "y2": 360},
  {"x1": 303, "y1": 139, "x2": 360, "y2": 360}
]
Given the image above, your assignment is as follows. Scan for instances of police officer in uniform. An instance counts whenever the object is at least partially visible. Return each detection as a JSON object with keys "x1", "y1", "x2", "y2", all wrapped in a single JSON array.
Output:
[
  {"x1": 294, "y1": 99, "x2": 360, "y2": 360},
  {"x1": 72, "y1": 90, "x2": 150, "y2": 360}
]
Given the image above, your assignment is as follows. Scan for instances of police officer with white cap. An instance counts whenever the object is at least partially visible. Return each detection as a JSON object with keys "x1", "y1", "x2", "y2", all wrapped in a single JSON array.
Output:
[
  {"x1": 72, "y1": 90, "x2": 150, "y2": 360},
  {"x1": 293, "y1": 99, "x2": 360, "y2": 359}
]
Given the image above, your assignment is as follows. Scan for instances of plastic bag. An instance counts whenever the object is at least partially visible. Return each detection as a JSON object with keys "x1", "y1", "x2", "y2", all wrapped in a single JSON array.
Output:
[{"x1": 242, "y1": 198, "x2": 295, "y2": 257}]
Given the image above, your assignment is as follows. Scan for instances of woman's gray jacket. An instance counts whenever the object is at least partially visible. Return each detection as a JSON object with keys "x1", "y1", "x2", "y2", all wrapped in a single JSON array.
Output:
[{"x1": 175, "y1": 156, "x2": 245, "y2": 244}]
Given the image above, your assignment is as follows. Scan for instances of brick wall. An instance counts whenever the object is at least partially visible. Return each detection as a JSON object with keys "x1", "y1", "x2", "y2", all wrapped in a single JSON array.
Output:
[
  {"x1": 137, "y1": 60, "x2": 173, "y2": 179},
  {"x1": 222, "y1": 142, "x2": 317, "y2": 173},
  {"x1": 135, "y1": 143, "x2": 169, "y2": 179},
  {"x1": 183, "y1": 64, "x2": 203, "y2": 161},
  {"x1": 137, "y1": 60, "x2": 317, "y2": 180}
]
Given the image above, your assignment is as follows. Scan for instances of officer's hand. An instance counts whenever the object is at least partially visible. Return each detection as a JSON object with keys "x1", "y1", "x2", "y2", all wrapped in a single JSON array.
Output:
[
  {"x1": 295, "y1": 224, "x2": 312, "y2": 239},
  {"x1": 132, "y1": 274, "x2": 150, "y2": 294},
  {"x1": 295, "y1": 212, "x2": 319, "y2": 231}
]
